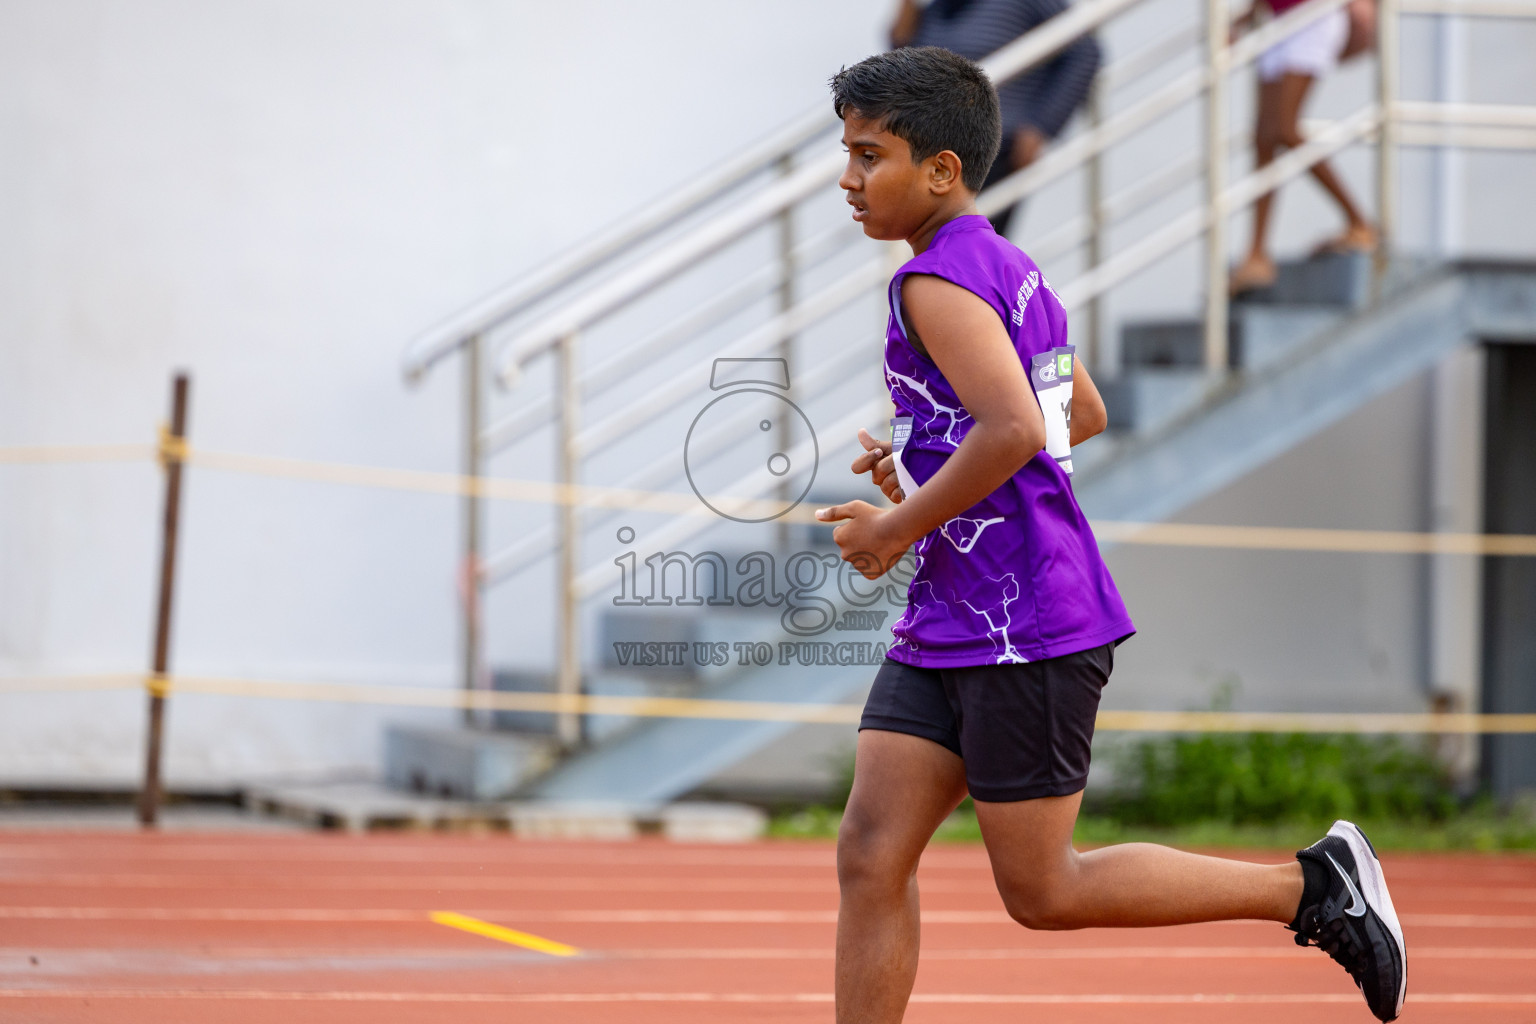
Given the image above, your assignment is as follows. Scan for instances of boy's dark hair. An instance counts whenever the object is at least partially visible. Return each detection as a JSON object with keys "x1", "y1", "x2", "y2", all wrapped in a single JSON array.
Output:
[{"x1": 830, "y1": 47, "x2": 1002, "y2": 193}]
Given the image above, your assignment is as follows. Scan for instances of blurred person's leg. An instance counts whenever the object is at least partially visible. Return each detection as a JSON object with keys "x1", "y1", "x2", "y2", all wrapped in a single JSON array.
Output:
[
  {"x1": 1232, "y1": 77, "x2": 1287, "y2": 293},
  {"x1": 982, "y1": 129, "x2": 1043, "y2": 239},
  {"x1": 1254, "y1": 75, "x2": 1376, "y2": 255},
  {"x1": 1262, "y1": 70, "x2": 1376, "y2": 254},
  {"x1": 835, "y1": 728, "x2": 968, "y2": 1024}
]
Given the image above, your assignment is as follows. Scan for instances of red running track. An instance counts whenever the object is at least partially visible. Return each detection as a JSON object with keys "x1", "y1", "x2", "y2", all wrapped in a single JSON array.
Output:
[{"x1": 1, "y1": 830, "x2": 1533, "y2": 1023}]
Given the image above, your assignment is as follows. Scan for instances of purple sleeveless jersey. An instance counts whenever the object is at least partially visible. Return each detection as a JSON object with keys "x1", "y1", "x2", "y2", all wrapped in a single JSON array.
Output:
[{"x1": 883, "y1": 215, "x2": 1134, "y2": 666}]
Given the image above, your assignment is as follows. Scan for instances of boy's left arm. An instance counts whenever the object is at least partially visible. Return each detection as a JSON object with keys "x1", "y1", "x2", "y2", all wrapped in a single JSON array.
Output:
[{"x1": 1070, "y1": 355, "x2": 1108, "y2": 446}]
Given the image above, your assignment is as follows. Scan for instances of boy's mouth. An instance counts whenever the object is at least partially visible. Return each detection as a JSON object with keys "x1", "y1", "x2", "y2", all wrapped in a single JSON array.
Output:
[{"x1": 847, "y1": 196, "x2": 868, "y2": 222}]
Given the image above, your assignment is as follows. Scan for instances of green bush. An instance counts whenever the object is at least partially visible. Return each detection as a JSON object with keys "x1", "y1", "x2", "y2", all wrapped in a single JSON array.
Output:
[{"x1": 1099, "y1": 732, "x2": 1459, "y2": 827}]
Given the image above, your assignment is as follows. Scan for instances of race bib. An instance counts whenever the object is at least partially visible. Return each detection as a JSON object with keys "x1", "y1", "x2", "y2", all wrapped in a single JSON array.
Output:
[
  {"x1": 1029, "y1": 345, "x2": 1075, "y2": 476},
  {"x1": 889, "y1": 415, "x2": 921, "y2": 498}
]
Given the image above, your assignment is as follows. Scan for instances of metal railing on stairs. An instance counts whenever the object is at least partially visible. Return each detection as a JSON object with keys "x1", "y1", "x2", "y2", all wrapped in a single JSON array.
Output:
[{"x1": 403, "y1": 0, "x2": 1536, "y2": 748}]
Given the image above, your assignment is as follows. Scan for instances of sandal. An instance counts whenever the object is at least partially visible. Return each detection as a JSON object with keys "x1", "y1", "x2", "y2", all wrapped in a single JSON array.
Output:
[
  {"x1": 1310, "y1": 224, "x2": 1379, "y2": 258},
  {"x1": 1229, "y1": 256, "x2": 1277, "y2": 296}
]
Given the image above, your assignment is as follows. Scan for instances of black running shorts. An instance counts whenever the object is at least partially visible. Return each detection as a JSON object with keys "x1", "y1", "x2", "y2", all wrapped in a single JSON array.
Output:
[{"x1": 859, "y1": 642, "x2": 1118, "y2": 803}]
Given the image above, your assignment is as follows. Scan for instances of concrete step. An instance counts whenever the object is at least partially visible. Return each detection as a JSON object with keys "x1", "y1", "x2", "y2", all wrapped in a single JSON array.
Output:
[
  {"x1": 1073, "y1": 261, "x2": 1536, "y2": 528},
  {"x1": 243, "y1": 781, "x2": 766, "y2": 840},
  {"x1": 1238, "y1": 251, "x2": 1374, "y2": 309},
  {"x1": 383, "y1": 725, "x2": 557, "y2": 801},
  {"x1": 1120, "y1": 306, "x2": 1343, "y2": 373},
  {"x1": 1231, "y1": 304, "x2": 1342, "y2": 371},
  {"x1": 244, "y1": 779, "x2": 516, "y2": 833},
  {"x1": 1097, "y1": 368, "x2": 1216, "y2": 434}
]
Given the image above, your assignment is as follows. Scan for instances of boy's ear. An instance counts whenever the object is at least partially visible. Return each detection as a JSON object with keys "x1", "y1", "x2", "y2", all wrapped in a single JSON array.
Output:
[{"x1": 926, "y1": 150, "x2": 965, "y2": 195}]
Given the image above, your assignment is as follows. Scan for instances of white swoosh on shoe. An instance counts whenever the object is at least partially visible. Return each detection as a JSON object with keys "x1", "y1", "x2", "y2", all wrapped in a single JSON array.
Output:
[{"x1": 1326, "y1": 851, "x2": 1368, "y2": 918}]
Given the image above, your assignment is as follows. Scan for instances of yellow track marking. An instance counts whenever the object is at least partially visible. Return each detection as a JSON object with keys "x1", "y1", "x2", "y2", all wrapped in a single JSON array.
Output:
[{"x1": 430, "y1": 911, "x2": 580, "y2": 957}]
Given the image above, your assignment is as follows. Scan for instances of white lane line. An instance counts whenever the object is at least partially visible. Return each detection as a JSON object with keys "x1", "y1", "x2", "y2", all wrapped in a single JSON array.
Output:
[
  {"x1": 0, "y1": 873, "x2": 847, "y2": 893},
  {"x1": 6, "y1": 944, "x2": 1535, "y2": 963},
  {"x1": 0, "y1": 908, "x2": 422, "y2": 922},
  {"x1": 0, "y1": 845, "x2": 846, "y2": 868},
  {"x1": 7, "y1": 874, "x2": 1536, "y2": 906},
  {"x1": 4, "y1": 906, "x2": 1536, "y2": 927},
  {"x1": 1, "y1": 989, "x2": 1535, "y2": 1005},
  {"x1": 612, "y1": 945, "x2": 1536, "y2": 960}
]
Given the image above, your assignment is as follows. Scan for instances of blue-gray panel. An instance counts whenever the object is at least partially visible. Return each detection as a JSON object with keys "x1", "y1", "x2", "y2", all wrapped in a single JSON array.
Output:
[
  {"x1": 1076, "y1": 269, "x2": 1471, "y2": 523},
  {"x1": 529, "y1": 658, "x2": 869, "y2": 802}
]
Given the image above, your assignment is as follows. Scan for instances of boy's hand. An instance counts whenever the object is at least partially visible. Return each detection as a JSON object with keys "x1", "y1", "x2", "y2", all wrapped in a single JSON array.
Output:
[
  {"x1": 851, "y1": 427, "x2": 904, "y2": 504},
  {"x1": 815, "y1": 500, "x2": 908, "y2": 579}
]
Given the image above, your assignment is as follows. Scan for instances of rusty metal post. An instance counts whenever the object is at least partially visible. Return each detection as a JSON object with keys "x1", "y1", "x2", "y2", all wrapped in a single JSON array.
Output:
[{"x1": 138, "y1": 372, "x2": 190, "y2": 828}]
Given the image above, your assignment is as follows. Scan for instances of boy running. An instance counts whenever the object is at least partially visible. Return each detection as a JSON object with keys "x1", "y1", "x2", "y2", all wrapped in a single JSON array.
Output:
[{"x1": 813, "y1": 47, "x2": 1406, "y2": 1023}]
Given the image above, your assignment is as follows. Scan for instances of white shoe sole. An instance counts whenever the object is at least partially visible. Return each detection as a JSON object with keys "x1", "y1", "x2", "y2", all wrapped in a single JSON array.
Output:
[{"x1": 1330, "y1": 819, "x2": 1406, "y2": 1018}]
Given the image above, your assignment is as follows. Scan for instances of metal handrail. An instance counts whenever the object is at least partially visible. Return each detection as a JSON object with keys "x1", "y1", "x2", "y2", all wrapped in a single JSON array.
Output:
[
  {"x1": 571, "y1": 398, "x2": 889, "y2": 600},
  {"x1": 1059, "y1": 104, "x2": 1384, "y2": 311},
  {"x1": 1397, "y1": 101, "x2": 1536, "y2": 127},
  {"x1": 574, "y1": 262, "x2": 887, "y2": 457},
  {"x1": 399, "y1": 108, "x2": 835, "y2": 382},
  {"x1": 475, "y1": 0, "x2": 1370, "y2": 591},
  {"x1": 476, "y1": 221, "x2": 861, "y2": 455},
  {"x1": 1399, "y1": 0, "x2": 1536, "y2": 13},
  {"x1": 490, "y1": 0, "x2": 1148, "y2": 386},
  {"x1": 479, "y1": 339, "x2": 880, "y2": 585},
  {"x1": 492, "y1": 0, "x2": 1357, "y2": 390}
]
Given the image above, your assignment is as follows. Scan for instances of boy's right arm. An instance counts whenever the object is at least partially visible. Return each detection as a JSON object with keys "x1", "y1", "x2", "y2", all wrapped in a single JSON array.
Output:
[{"x1": 820, "y1": 274, "x2": 1047, "y2": 577}]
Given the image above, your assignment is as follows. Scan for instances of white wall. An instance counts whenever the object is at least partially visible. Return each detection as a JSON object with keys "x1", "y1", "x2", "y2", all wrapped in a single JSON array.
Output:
[{"x1": 0, "y1": 0, "x2": 891, "y2": 785}]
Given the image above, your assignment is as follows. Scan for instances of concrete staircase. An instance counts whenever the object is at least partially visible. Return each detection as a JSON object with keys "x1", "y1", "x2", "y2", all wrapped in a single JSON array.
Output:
[{"x1": 1096, "y1": 252, "x2": 1378, "y2": 437}]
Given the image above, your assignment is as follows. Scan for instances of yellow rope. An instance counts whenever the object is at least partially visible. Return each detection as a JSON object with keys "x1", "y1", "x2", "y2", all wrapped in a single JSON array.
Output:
[
  {"x1": 0, "y1": 444, "x2": 153, "y2": 464},
  {"x1": 1093, "y1": 520, "x2": 1536, "y2": 557},
  {"x1": 156, "y1": 426, "x2": 188, "y2": 466},
  {"x1": 5, "y1": 441, "x2": 1536, "y2": 554},
  {"x1": 4, "y1": 673, "x2": 1535, "y2": 733}
]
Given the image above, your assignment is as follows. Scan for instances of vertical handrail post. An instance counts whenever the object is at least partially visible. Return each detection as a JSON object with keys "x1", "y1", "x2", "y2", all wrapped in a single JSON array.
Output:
[
  {"x1": 138, "y1": 371, "x2": 190, "y2": 828},
  {"x1": 775, "y1": 153, "x2": 796, "y2": 551},
  {"x1": 555, "y1": 331, "x2": 583, "y2": 750},
  {"x1": 461, "y1": 334, "x2": 483, "y2": 727},
  {"x1": 1203, "y1": 0, "x2": 1231, "y2": 371},
  {"x1": 1084, "y1": 80, "x2": 1106, "y2": 370},
  {"x1": 1375, "y1": 0, "x2": 1400, "y2": 292}
]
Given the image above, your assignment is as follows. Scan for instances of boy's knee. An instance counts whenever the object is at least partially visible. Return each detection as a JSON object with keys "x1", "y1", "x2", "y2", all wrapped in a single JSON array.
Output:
[
  {"x1": 999, "y1": 883, "x2": 1076, "y2": 931},
  {"x1": 836, "y1": 812, "x2": 917, "y2": 893}
]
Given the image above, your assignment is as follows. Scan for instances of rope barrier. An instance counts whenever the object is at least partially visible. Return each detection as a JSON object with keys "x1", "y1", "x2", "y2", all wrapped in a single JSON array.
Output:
[
  {"x1": 0, "y1": 443, "x2": 154, "y2": 465},
  {"x1": 4, "y1": 441, "x2": 1536, "y2": 556},
  {"x1": 3, "y1": 673, "x2": 1534, "y2": 733}
]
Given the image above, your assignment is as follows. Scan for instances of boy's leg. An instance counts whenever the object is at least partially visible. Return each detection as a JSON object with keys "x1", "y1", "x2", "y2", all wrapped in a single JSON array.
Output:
[
  {"x1": 836, "y1": 728, "x2": 968, "y2": 1024},
  {"x1": 975, "y1": 790, "x2": 1303, "y2": 929}
]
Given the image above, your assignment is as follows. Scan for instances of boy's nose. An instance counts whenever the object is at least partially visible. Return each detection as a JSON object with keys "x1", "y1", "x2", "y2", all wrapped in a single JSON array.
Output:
[{"x1": 838, "y1": 164, "x2": 860, "y2": 192}]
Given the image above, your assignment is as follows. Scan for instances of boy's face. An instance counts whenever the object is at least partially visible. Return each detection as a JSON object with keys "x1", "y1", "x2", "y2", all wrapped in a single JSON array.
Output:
[{"x1": 839, "y1": 114, "x2": 958, "y2": 241}]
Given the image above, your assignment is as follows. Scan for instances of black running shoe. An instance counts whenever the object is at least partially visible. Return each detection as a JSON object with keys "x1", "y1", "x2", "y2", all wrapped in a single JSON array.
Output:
[{"x1": 1290, "y1": 820, "x2": 1407, "y2": 1021}]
